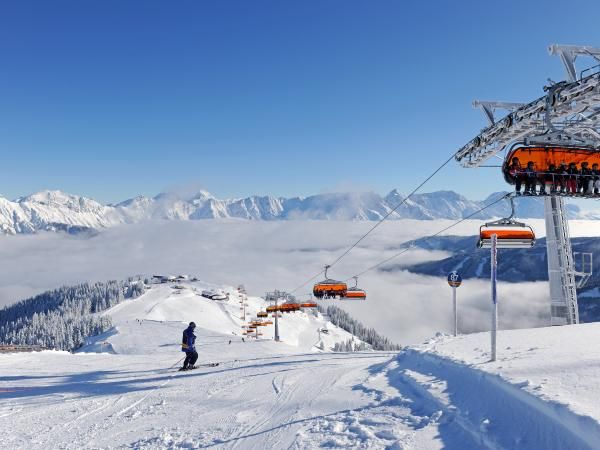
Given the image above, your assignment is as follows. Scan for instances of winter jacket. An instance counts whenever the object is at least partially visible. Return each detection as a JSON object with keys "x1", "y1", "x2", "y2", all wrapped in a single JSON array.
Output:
[
  {"x1": 508, "y1": 163, "x2": 522, "y2": 179},
  {"x1": 523, "y1": 167, "x2": 537, "y2": 178},
  {"x1": 567, "y1": 167, "x2": 579, "y2": 180},
  {"x1": 544, "y1": 168, "x2": 557, "y2": 182},
  {"x1": 581, "y1": 167, "x2": 592, "y2": 181},
  {"x1": 181, "y1": 327, "x2": 197, "y2": 353}
]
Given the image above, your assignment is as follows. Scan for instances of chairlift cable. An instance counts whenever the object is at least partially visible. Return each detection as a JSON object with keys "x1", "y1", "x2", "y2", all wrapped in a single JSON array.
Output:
[
  {"x1": 289, "y1": 154, "x2": 455, "y2": 294},
  {"x1": 347, "y1": 193, "x2": 512, "y2": 279},
  {"x1": 325, "y1": 153, "x2": 456, "y2": 271}
]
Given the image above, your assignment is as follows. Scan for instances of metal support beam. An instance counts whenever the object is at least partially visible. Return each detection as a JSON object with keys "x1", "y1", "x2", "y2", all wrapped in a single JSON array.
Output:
[
  {"x1": 544, "y1": 196, "x2": 579, "y2": 325},
  {"x1": 574, "y1": 252, "x2": 593, "y2": 288},
  {"x1": 548, "y1": 44, "x2": 600, "y2": 82},
  {"x1": 456, "y1": 43, "x2": 600, "y2": 168},
  {"x1": 473, "y1": 100, "x2": 525, "y2": 126},
  {"x1": 266, "y1": 289, "x2": 295, "y2": 341}
]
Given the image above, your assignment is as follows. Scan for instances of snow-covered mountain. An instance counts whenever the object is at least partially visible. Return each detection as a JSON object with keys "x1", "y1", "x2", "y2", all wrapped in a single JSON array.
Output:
[{"x1": 0, "y1": 188, "x2": 588, "y2": 234}]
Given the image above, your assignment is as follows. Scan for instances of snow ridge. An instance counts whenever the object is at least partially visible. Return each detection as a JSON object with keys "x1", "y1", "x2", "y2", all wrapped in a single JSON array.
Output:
[{"x1": 0, "y1": 188, "x2": 586, "y2": 235}]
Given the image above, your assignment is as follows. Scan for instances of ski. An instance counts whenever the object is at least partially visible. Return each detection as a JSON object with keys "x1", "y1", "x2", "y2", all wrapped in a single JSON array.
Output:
[{"x1": 177, "y1": 362, "x2": 219, "y2": 372}]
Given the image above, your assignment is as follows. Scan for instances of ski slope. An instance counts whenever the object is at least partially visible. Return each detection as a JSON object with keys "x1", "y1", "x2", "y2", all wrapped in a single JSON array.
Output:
[{"x1": 3, "y1": 284, "x2": 600, "y2": 449}]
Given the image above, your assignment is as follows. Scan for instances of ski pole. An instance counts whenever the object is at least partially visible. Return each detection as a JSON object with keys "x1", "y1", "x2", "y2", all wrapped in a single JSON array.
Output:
[{"x1": 169, "y1": 356, "x2": 185, "y2": 370}]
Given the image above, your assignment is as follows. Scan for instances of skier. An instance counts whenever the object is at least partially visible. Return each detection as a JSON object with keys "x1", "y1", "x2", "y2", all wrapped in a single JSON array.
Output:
[
  {"x1": 558, "y1": 162, "x2": 569, "y2": 194},
  {"x1": 523, "y1": 161, "x2": 537, "y2": 195},
  {"x1": 543, "y1": 164, "x2": 558, "y2": 195},
  {"x1": 580, "y1": 162, "x2": 593, "y2": 194},
  {"x1": 567, "y1": 162, "x2": 579, "y2": 194},
  {"x1": 508, "y1": 157, "x2": 523, "y2": 194},
  {"x1": 593, "y1": 163, "x2": 600, "y2": 194},
  {"x1": 181, "y1": 322, "x2": 198, "y2": 371}
]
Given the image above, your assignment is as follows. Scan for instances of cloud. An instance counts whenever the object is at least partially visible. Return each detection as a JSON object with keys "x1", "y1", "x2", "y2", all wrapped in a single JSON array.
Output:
[{"x1": 0, "y1": 220, "x2": 552, "y2": 344}]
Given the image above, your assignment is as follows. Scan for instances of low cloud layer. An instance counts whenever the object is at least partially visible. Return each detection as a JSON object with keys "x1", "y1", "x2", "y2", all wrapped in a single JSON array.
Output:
[{"x1": 0, "y1": 219, "x2": 560, "y2": 344}]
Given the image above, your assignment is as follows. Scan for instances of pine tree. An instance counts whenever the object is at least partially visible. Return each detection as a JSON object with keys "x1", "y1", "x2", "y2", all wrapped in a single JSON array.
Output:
[
  {"x1": 0, "y1": 279, "x2": 145, "y2": 352},
  {"x1": 319, "y1": 305, "x2": 401, "y2": 351}
]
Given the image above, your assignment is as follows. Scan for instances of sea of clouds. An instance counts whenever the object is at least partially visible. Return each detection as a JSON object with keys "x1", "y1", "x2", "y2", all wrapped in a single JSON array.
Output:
[{"x1": 1, "y1": 218, "x2": 595, "y2": 344}]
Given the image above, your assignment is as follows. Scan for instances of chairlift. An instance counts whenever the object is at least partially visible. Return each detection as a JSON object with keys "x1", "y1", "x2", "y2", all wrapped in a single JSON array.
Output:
[
  {"x1": 503, "y1": 144, "x2": 600, "y2": 198},
  {"x1": 342, "y1": 276, "x2": 367, "y2": 300},
  {"x1": 313, "y1": 265, "x2": 348, "y2": 298},
  {"x1": 477, "y1": 196, "x2": 535, "y2": 249},
  {"x1": 300, "y1": 302, "x2": 318, "y2": 308}
]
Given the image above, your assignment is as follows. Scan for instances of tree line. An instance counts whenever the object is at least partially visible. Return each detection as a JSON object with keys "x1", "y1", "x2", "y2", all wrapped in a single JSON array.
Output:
[
  {"x1": 318, "y1": 305, "x2": 401, "y2": 351},
  {"x1": 0, "y1": 280, "x2": 145, "y2": 351}
]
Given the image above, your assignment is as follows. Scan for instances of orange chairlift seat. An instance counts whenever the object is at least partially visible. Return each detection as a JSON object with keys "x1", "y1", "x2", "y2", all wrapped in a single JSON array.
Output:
[
  {"x1": 477, "y1": 196, "x2": 535, "y2": 249},
  {"x1": 342, "y1": 276, "x2": 367, "y2": 300},
  {"x1": 257, "y1": 311, "x2": 268, "y2": 318},
  {"x1": 300, "y1": 302, "x2": 318, "y2": 308},
  {"x1": 279, "y1": 303, "x2": 301, "y2": 312},
  {"x1": 313, "y1": 265, "x2": 348, "y2": 298}
]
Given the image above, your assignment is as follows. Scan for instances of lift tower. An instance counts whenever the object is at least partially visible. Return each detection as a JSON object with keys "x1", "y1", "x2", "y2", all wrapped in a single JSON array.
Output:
[{"x1": 455, "y1": 44, "x2": 600, "y2": 325}]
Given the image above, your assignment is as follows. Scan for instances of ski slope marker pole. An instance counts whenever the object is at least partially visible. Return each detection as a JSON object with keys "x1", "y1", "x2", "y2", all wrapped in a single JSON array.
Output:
[
  {"x1": 447, "y1": 271, "x2": 462, "y2": 337},
  {"x1": 490, "y1": 233, "x2": 498, "y2": 362}
]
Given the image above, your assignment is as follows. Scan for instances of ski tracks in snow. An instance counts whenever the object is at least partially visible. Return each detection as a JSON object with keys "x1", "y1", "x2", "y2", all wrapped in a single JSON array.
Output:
[{"x1": 8, "y1": 347, "x2": 598, "y2": 449}]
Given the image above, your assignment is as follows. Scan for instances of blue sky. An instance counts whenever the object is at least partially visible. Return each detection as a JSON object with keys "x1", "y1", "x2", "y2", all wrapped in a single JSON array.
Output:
[{"x1": 1, "y1": 1, "x2": 600, "y2": 203}]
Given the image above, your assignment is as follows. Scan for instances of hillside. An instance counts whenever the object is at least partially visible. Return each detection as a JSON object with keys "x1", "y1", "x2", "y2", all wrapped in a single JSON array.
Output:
[
  {"x1": 3, "y1": 286, "x2": 600, "y2": 448},
  {"x1": 0, "y1": 189, "x2": 587, "y2": 235},
  {"x1": 86, "y1": 282, "x2": 366, "y2": 352}
]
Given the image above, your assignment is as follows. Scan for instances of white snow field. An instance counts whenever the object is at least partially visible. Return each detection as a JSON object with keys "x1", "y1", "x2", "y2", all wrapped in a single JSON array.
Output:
[{"x1": 2, "y1": 284, "x2": 600, "y2": 449}]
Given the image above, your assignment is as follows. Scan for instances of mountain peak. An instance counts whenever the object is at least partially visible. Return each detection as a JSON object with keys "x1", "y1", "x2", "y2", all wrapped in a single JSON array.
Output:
[
  {"x1": 0, "y1": 188, "x2": 589, "y2": 235},
  {"x1": 18, "y1": 190, "x2": 102, "y2": 208}
]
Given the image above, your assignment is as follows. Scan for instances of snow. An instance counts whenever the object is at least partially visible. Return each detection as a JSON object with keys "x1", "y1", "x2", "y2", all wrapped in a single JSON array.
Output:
[
  {"x1": 413, "y1": 324, "x2": 600, "y2": 426},
  {"x1": 401, "y1": 324, "x2": 600, "y2": 448},
  {"x1": 0, "y1": 188, "x2": 594, "y2": 235},
  {"x1": 3, "y1": 282, "x2": 600, "y2": 448}
]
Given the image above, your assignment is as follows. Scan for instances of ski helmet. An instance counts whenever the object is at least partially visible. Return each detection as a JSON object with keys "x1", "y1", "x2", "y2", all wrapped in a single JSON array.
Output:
[{"x1": 189, "y1": 321, "x2": 196, "y2": 328}]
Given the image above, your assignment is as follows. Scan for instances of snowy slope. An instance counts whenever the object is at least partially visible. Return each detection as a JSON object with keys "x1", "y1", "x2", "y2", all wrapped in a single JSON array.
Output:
[
  {"x1": 0, "y1": 188, "x2": 588, "y2": 234},
  {"x1": 395, "y1": 324, "x2": 600, "y2": 449},
  {"x1": 3, "y1": 289, "x2": 600, "y2": 449},
  {"x1": 0, "y1": 282, "x2": 394, "y2": 449},
  {"x1": 88, "y1": 282, "x2": 363, "y2": 353}
]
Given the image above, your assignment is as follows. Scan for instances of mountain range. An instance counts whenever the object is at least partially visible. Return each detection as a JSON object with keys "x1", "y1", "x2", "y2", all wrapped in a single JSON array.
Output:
[{"x1": 0, "y1": 188, "x2": 591, "y2": 235}]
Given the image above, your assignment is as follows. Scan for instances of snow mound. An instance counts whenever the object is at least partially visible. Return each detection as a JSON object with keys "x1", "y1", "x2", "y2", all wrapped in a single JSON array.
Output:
[{"x1": 398, "y1": 323, "x2": 600, "y2": 448}]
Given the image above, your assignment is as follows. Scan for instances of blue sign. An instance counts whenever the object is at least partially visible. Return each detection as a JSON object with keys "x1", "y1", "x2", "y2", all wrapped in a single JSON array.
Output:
[{"x1": 447, "y1": 271, "x2": 462, "y2": 287}]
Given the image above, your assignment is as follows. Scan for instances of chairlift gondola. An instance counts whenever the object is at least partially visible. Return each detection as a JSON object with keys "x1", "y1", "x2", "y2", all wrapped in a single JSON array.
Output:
[
  {"x1": 502, "y1": 144, "x2": 600, "y2": 197},
  {"x1": 477, "y1": 196, "x2": 535, "y2": 249},
  {"x1": 342, "y1": 276, "x2": 367, "y2": 300},
  {"x1": 313, "y1": 265, "x2": 348, "y2": 298}
]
